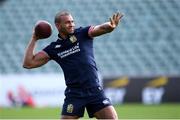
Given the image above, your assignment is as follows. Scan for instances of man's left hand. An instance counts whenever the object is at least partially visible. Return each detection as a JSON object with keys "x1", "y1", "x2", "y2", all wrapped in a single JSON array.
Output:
[{"x1": 109, "y1": 12, "x2": 124, "y2": 29}]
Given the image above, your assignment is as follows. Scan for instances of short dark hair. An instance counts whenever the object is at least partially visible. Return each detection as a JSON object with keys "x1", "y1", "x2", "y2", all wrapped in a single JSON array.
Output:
[{"x1": 54, "y1": 11, "x2": 71, "y2": 23}]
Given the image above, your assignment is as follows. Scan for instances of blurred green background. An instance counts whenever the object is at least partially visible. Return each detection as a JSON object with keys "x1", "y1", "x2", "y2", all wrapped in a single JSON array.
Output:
[{"x1": 1, "y1": 104, "x2": 180, "y2": 119}]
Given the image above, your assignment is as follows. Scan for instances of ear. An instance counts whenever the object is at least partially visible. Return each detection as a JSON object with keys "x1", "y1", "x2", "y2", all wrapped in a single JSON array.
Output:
[{"x1": 55, "y1": 23, "x2": 61, "y2": 29}]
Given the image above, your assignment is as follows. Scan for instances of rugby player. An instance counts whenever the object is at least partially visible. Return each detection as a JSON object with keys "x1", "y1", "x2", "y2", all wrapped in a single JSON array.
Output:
[{"x1": 23, "y1": 11, "x2": 123, "y2": 119}]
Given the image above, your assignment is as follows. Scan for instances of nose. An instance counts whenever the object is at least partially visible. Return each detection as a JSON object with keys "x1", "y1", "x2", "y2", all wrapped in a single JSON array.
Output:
[
  {"x1": 71, "y1": 24, "x2": 75, "y2": 28},
  {"x1": 70, "y1": 21, "x2": 75, "y2": 27}
]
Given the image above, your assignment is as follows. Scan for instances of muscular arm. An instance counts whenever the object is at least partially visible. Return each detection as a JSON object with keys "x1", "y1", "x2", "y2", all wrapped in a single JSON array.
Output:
[
  {"x1": 89, "y1": 12, "x2": 124, "y2": 37},
  {"x1": 23, "y1": 33, "x2": 50, "y2": 69}
]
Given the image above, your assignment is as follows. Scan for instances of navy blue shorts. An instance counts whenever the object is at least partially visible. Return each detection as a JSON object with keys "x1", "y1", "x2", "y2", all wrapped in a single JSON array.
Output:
[{"x1": 61, "y1": 86, "x2": 111, "y2": 118}]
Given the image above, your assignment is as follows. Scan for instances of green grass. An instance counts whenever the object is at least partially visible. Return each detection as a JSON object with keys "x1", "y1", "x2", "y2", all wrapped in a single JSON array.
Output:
[{"x1": 0, "y1": 103, "x2": 180, "y2": 119}]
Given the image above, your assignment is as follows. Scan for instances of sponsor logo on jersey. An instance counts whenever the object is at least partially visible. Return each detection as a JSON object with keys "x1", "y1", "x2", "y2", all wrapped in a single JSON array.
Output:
[{"x1": 57, "y1": 43, "x2": 80, "y2": 58}]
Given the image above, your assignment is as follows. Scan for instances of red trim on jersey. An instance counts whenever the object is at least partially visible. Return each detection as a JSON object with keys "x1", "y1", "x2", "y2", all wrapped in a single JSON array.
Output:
[{"x1": 88, "y1": 26, "x2": 95, "y2": 38}]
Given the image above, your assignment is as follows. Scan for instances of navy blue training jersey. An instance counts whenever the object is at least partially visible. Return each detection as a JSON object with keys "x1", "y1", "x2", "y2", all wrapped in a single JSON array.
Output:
[{"x1": 43, "y1": 26, "x2": 100, "y2": 88}]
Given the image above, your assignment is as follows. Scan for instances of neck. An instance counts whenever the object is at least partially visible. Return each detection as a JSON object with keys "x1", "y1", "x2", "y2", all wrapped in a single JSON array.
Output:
[{"x1": 59, "y1": 32, "x2": 68, "y2": 39}]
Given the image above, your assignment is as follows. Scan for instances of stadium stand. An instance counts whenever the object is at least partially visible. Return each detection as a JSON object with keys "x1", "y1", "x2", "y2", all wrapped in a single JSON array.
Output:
[{"x1": 0, "y1": 0, "x2": 180, "y2": 77}]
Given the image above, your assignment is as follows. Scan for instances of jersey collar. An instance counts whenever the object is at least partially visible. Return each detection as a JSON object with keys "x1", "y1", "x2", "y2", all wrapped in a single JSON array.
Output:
[{"x1": 58, "y1": 34, "x2": 64, "y2": 41}]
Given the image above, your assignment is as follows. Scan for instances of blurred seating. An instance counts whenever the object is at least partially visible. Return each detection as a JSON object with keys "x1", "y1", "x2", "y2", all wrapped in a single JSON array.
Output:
[{"x1": 0, "y1": 0, "x2": 180, "y2": 77}]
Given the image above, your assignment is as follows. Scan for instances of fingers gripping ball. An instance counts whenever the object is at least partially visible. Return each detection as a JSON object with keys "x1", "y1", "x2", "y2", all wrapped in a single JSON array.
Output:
[{"x1": 35, "y1": 20, "x2": 52, "y2": 39}]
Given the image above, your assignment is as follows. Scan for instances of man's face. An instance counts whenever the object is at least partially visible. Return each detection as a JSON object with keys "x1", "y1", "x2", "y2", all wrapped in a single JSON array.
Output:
[{"x1": 57, "y1": 15, "x2": 75, "y2": 35}]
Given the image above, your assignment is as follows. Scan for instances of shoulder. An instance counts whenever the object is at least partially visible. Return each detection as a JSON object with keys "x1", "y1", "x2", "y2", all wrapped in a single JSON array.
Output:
[
  {"x1": 46, "y1": 40, "x2": 60, "y2": 48},
  {"x1": 75, "y1": 26, "x2": 91, "y2": 34},
  {"x1": 74, "y1": 26, "x2": 93, "y2": 39},
  {"x1": 43, "y1": 40, "x2": 60, "y2": 59},
  {"x1": 43, "y1": 40, "x2": 59, "y2": 52}
]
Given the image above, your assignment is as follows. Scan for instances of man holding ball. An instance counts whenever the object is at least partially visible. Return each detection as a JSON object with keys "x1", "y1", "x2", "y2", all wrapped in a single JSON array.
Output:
[{"x1": 23, "y1": 11, "x2": 123, "y2": 119}]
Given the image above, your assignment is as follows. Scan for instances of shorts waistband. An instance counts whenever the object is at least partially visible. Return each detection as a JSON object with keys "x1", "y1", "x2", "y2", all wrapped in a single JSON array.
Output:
[{"x1": 66, "y1": 85, "x2": 103, "y2": 90}]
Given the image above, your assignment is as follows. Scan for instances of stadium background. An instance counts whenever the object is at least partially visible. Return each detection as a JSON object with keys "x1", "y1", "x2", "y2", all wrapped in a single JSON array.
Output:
[{"x1": 0, "y1": 0, "x2": 180, "y2": 119}]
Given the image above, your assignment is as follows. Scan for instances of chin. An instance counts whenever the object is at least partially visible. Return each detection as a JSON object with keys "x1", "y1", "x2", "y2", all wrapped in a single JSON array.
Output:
[{"x1": 69, "y1": 30, "x2": 75, "y2": 34}]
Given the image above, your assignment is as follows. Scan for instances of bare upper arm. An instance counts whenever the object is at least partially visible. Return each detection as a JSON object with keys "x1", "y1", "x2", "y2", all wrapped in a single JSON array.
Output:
[
  {"x1": 88, "y1": 23, "x2": 113, "y2": 38},
  {"x1": 88, "y1": 25, "x2": 103, "y2": 38},
  {"x1": 23, "y1": 51, "x2": 50, "y2": 69}
]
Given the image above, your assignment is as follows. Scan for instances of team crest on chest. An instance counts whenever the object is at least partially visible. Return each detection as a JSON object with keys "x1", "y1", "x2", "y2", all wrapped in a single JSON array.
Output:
[
  {"x1": 67, "y1": 104, "x2": 74, "y2": 113},
  {"x1": 69, "y1": 35, "x2": 77, "y2": 43}
]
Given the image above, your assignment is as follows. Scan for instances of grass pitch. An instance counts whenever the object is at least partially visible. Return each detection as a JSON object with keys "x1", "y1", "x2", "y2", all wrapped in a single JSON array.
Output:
[{"x1": 0, "y1": 103, "x2": 180, "y2": 119}]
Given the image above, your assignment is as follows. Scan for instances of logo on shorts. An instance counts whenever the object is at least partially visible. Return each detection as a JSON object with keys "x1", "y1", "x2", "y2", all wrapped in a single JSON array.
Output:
[
  {"x1": 67, "y1": 104, "x2": 74, "y2": 113},
  {"x1": 103, "y1": 99, "x2": 110, "y2": 105}
]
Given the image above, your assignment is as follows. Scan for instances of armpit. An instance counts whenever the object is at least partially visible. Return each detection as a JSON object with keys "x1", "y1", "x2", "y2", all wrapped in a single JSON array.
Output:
[{"x1": 40, "y1": 50, "x2": 51, "y2": 59}]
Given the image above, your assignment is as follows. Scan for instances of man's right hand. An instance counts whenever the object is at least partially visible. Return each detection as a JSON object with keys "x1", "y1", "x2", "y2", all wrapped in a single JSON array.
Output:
[
  {"x1": 22, "y1": 29, "x2": 50, "y2": 69},
  {"x1": 32, "y1": 29, "x2": 40, "y2": 41}
]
